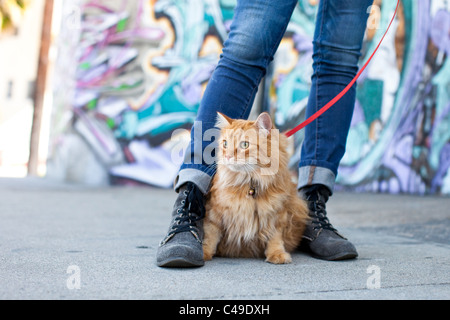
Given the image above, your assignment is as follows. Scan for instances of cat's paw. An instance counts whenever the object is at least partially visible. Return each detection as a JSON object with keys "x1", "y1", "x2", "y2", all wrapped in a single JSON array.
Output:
[
  {"x1": 203, "y1": 251, "x2": 214, "y2": 261},
  {"x1": 265, "y1": 251, "x2": 292, "y2": 264}
]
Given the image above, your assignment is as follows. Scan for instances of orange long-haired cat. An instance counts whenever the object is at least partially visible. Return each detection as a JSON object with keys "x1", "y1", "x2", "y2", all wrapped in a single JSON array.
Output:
[{"x1": 203, "y1": 112, "x2": 308, "y2": 264}]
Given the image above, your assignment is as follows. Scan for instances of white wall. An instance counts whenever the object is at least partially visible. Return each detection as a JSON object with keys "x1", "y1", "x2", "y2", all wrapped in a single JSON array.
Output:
[{"x1": 0, "y1": 0, "x2": 45, "y2": 177}]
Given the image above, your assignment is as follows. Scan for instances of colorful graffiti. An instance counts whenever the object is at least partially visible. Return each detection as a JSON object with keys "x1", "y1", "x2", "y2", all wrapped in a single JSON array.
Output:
[
  {"x1": 51, "y1": 0, "x2": 449, "y2": 194},
  {"x1": 50, "y1": 0, "x2": 235, "y2": 187},
  {"x1": 269, "y1": 0, "x2": 450, "y2": 195}
]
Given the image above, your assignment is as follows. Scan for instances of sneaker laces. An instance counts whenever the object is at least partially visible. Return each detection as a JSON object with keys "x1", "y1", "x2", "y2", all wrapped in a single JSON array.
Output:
[
  {"x1": 168, "y1": 182, "x2": 205, "y2": 237},
  {"x1": 309, "y1": 198, "x2": 337, "y2": 232},
  {"x1": 303, "y1": 185, "x2": 337, "y2": 232}
]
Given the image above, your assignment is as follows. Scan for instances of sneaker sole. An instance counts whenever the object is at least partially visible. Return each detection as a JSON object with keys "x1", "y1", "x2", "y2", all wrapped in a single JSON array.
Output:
[
  {"x1": 311, "y1": 251, "x2": 358, "y2": 261},
  {"x1": 157, "y1": 256, "x2": 205, "y2": 268}
]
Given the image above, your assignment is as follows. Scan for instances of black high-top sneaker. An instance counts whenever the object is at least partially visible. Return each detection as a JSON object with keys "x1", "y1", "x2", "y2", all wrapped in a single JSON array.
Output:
[
  {"x1": 299, "y1": 185, "x2": 358, "y2": 261},
  {"x1": 156, "y1": 182, "x2": 205, "y2": 267}
]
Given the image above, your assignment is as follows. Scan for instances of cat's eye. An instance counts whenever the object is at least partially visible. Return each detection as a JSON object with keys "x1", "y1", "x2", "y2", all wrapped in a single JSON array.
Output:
[
  {"x1": 223, "y1": 140, "x2": 228, "y2": 149},
  {"x1": 240, "y1": 141, "x2": 249, "y2": 149}
]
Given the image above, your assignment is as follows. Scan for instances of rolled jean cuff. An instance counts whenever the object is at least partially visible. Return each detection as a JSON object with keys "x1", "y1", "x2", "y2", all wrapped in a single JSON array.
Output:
[
  {"x1": 174, "y1": 168, "x2": 212, "y2": 195},
  {"x1": 297, "y1": 166, "x2": 336, "y2": 195}
]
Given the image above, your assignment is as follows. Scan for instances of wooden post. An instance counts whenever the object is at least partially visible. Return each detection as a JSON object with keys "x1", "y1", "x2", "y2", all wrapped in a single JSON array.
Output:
[{"x1": 28, "y1": 0, "x2": 54, "y2": 176}]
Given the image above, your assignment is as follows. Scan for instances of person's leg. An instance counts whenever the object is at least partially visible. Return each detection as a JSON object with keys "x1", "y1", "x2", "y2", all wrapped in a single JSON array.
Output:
[
  {"x1": 157, "y1": 0, "x2": 298, "y2": 267},
  {"x1": 174, "y1": 0, "x2": 299, "y2": 194},
  {"x1": 298, "y1": 0, "x2": 373, "y2": 260}
]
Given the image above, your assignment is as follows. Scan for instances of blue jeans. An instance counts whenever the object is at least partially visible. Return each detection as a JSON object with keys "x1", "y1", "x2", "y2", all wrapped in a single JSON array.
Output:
[{"x1": 175, "y1": 0, "x2": 372, "y2": 195}]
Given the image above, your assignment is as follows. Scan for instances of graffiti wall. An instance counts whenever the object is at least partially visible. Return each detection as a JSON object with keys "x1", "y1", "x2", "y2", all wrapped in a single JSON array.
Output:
[
  {"x1": 269, "y1": 0, "x2": 450, "y2": 195},
  {"x1": 49, "y1": 0, "x2": 449, "y2": 194},
  {"x1": 49, "y1": 0, "x2": 234, "y2": 187}
]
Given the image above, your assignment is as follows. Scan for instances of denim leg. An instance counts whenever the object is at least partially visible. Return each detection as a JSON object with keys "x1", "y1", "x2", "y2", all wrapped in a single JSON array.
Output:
[
  {"x1": 176, "y1": 0, "x2": 298, "y2": 193},
  {"x1": 298, "y1": 0, "x2": 373, "y2": 193}
]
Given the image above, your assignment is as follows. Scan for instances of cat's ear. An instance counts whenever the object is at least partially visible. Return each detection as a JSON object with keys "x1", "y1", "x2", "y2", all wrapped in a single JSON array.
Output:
[
  {"x1": 255, "y1": 112, "x2": 272, "y2": 135},
  {"x1": 216, "y1": 112, "x2": 233, "y2": 129}
]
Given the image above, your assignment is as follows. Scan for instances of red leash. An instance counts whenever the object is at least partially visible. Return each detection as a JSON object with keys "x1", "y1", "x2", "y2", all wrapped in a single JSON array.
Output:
[{"x1": 284, "y1": 0, "x2": 400, "y2": 138}]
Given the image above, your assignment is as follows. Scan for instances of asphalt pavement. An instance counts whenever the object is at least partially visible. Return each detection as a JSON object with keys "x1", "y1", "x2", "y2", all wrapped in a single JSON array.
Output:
[{"x1": 0, "y1": 177, "x2": 449, "y2": 300}]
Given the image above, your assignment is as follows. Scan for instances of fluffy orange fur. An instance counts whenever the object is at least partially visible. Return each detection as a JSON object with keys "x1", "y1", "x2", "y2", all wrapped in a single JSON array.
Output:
[{"x1": 203, "y1": 112, "x2": 308, "y2": 264}]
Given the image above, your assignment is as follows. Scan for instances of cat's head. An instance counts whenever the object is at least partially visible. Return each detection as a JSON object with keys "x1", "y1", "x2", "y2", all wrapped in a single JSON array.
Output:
[{"x1": 215, "y1": 112, "x2": 282, "y2": 175}]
